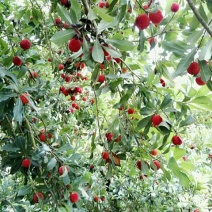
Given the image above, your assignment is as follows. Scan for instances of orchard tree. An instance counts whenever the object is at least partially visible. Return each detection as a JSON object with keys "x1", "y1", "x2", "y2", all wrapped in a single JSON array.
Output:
[{"x1": 0, "y1": 0, "x2": 212, "y2": 211}]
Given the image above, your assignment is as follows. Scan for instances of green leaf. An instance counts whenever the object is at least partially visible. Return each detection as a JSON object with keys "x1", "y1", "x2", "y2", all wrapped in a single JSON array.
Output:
[
  {"x1": 119, "y1": 89, "x2": 134, "y2": 105},
  {"x1": 137, "y1": 115, "x2": 152, "y2": 129},
  {"x1": 102, "y1": 46, "x2": 122, "y2": 58},
  {"x1": 207, "y1": 0, "x2": 212, "y2": 13},
  {"x1": 0, "y1": 91, "x2": 17, "y2": 102},
  {"x1": 57, "y1": 144, "x2": 73, "y2": 153},
  {"x1": 17, "y1": 185, "x2": 31, "y2": 196},
  {"x1": 140, "y1": 107, "x2": 153, "y2": 115},
  {"x1": 69, "y1": 0, "x2": 81, "y2": 21},
  {"x1": 198, "y1": 39, "x2": 212, "y2": 61},
  {"x1": 137, "y1": 30, "x2": 145, "y2": 53},
  {"x1": 174, "y1": 146, "x2": 186, "y2": 160},
  {"x1": 69, "y1": 8, "x2": 78, "y2": 23},
  {"x1": 93, "y1": 7, "x2": 114, "y2": 22},
  {"x1": 117, "y1": 4, "x2": 127, "y2": 23},
  {"x1": 2, "y1": 144, "x2": 20, "y2": 152},
  {"x1": 199, "y1": 60, "x2": 211, "y2": 82},
  {"x1": 56, "y1": 4, "x2": 72, "y2": 24},
  {"x1": 158, "y1": 134, "x2": 170, "y2": 150},
  {"x1": 97, "y1": 19, "x2": 118, "y2": 34},
  {"x1": 171, "y1": 48, "x2": 196, "y2": 78},
  {"x1": 47, "y1": 157, "x2": 57, "y2": 171},
  {"x1": 179, "y1": 115, "x2": 195, "y2": 127},
  {"x1": 92, "y1": 39, "x2": 104, "y2": 63},
  {"x1": 13, "y1": 97, "x2": 23, "y2": 124},
  {"x1": 160, "y1": 94, "x2": 173, "y2": 109},
  {"x1": 105, "y1": 39, "x2": 135, "y2": 51},
  {"x1": 62, "y1": 174, "x2": 70, "y2": 185},
  {"x1": 51, "y1": 29, "x2": 75, "y2": 45}
]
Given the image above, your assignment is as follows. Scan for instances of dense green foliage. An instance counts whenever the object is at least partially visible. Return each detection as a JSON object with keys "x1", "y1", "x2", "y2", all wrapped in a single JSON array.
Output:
[{"x1": 0, "y1": 0, "x2": 212, "y2": 211}]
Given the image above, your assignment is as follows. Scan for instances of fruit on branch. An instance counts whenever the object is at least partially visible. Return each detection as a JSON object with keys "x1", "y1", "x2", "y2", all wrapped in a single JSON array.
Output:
[
  {"x1": 58, "y1": 166, "x2": 69, "y2": 175},
  {"x1": 65, "y1": 75, "x2": 71, "y2": 82},
  {"x1": 20, "y1": 93, "x2": 30, "y2": 104},
  {"x1": 172, "y1": 135, "x2": 182, "y2": 145},
  {"x1": 22, "y1": 158, "x2": 31, "y2": 168},
  {"x1": 114, "y1": 135, "x2": 121, "y2": 142},
  {"x1": 70, "y1": 192, "x2": 79, "y2": 203},
  {"x1": 160, "y1": 78, "x2": 166, "y2": 87},
  {"x1": 149, "y1": 37, "x2": 157, "y2": 45},
  {"x1": 98, "y1": 1, "x2": 105, "y2": 8},
  {"x1": 71, "y1": 95, "x2": 76, "y2": 101},
  {"x1": 94, "y1": 196, "x2": 100, "y2": 202},
  {"x1": 105, "y1": 132, "x2": 113, "y2": 142},
  {"x1": 122, "y1": 67, "x2": 127, "y2": 74},
  {"x1": 127, "y1": 108, "x2": 135, "y2": 114},
  {"x1": 54, "y1": 17, "x2": 61, "y2": 25},
  {"x1": 152, "y1": 160, "x2": 160, "y2": 170},
  {"x1": 151, "y1": 149, "x2": 158, "y2": 156},
  {"x1": 68, "y1": 38, "x2": 81, "y2": 52},
  {"x1": 58, "y1": 63, "x2": 64, "y2": 70},
  {"x1": 171, "y1": 2, "x2": 180, "y2": 12},
  {"x1": 20, "y1": 39, "x2": 31, "y2": 50},
  {"x1": 33, "y1": 192, "x2": 44, "y2": 203},
  {"x1": 187, "y1": 62, "x2": 200, "y2": 75},
  {"x1": 151, "y1": 114, "x2": 163, "y2": 127},
  {"x1": 149, "y1": 10, "x2": 163, "y2": 24},
  {"x1": 102, "y1": 151, "x2": 109, "y2": 160},
  {"x1": 13, "y1": 56, "x2": 22, "y2": 66},
  {"x1": 90, "y1": 164, "x2": 94, "y2": 170},
  {"x1": 137, "y1": 160, "x2": 142, "y2": 170},
  {"x1": 135, "y1": 14, "x2": 150, "y2": 30},
  {"x1": 105, "y1": 1, "x2": 109, "y2": 8},
  {"x1": 114, "y1": 58, "x2": 121, "y2": 63},
  {"x1": 195, "y1": 77, "x2": 206, "y2": 85},
  {"x1": 61, "y1": 0, "x2": 68, "y2": 5},
  {"x1": 98, "y1": 74, "x2": 105, "y2": 83},
  {"x1": 39, "y1": 133, "x2": 47, "y2": 142},
  {"x1": 100, "y1": 196, "x2": 105, "y2": 201},
  {"x1": 182, "y1": 156, "x2": 187, "y2": 161}
]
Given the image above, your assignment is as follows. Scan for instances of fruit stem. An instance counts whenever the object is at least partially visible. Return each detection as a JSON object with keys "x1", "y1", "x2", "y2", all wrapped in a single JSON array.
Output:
[
  {"x1": 186, "y1": 0, "x2": 212, "y2": 37},
  {"x1": 24, "y1": 117, "x2": 36, "y2": 148}
]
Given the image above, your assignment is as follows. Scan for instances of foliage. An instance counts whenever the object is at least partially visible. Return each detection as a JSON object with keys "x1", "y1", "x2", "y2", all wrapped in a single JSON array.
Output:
[{"x1": 0, "y1": 0, "x2": 212, "y2": 211}]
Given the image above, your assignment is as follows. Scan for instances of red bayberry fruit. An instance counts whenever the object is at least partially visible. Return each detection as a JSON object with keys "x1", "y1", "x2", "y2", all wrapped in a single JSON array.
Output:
[
  {"x1": 55, "y1": 17, "x2": 61, "y2": 25},
  {"x1": 39, "y1": 133, "x2": 47, "y2": 142},
  {"x1": 98, "y1": 74, "x2": 105, "y2": 83},
  {"x1": 58, "y1": 166, "x2": 69, "y2": 175},
  {"x1": 29, "y1": 71, "x2": 38, "y2": 78},
  {"x1": 20, "y1": 39, "x2": 31, "y2": 50},
  {"x1": 82, "y1": 96, "x2": 87, "y2": 101},
  {"x1": 72, "y1": 102, "x2": 77, "y2": 108},
  {"x1": 187, "y1": 62, "x2": 200, "y2": 75},
  {"x1": 58, "y1": 64, "x2": 64, "y2": 70},
  {"x1": 94, "y1": 196, "x2": 100, "y2": 202},
  {"x1": 90, "y1": 99, "x2": 95, "y2": 104},
  {"x1": 13, "y1": 56, "x2": 22, "y2": 66},
  {"x1": 171, "y1": 2, "x2": 180, "y2": 12},
  {"x1": 20, "y1": 93, "x2": 30, "y2": 104},
  {"x1": 105, "y1": 1, "x2": 109, "y2": 8},
  {"x1": 151, "y1": 114, "x2": 162, "y2": 127},
  {"x1": 160, "y1": 78, "x2": 166, "y2": 87},
  {"x1": 135, "y1": 14, "x2": 150, "y2": 30},
  {"x1": 48, "y1": 133, "x2": 53, "y2": 139},
  {"x1": 172, "y1": 135, "x2": 182, "y2": 145},
  {"x1": 114, "y1": 135, "x2": 121, "y2": 142},
  {"x1": 71, "y1": 96, "x2": 76, "y2": 101},
  {"x1": 105, "y1": 132, "x2": 113, "y2": 142},
  {"x1": 195, "y1": 77, "x2": 206, "y2": 85},
  {"x1": 100, "y1": 196, "x2": 105, "y2": 201},
  {"x1": 98, "y1": 1, "x2": 105, "y2": 8},
  {"x1": 61, "y1": 73, "x2": 65, "y2": 79},
  {"x1": 100, "y1": 63, "x2": 105, "y2": 70},
  {"x1": 151, "y1": 149, "x2": 158, "y2": 156},
  {"x1": 68, "y1": 38, "x2": 81, "y2": 52},
  {"x1": 33, "y1": 192, "x2": 44, "y2": 203},
  {"x1": 22, "y1": 158, "x2": 31, "y2": 168},
  {"x1": 149, "y1": 37, "x2": 157, "y2": 45},
  {"x1": 149, "y1": 10, "x2": 163, "y2": 24},
  {"x1": 182, "y1": 156, "x2": 187, "y2": 161},
  {"x1": 137, "y1": 160, "x2": 142, "y2": 170},
  {"x1": 65, "y1": 75, "x2": 71, "y2": 82},
  {"x1": 114, "y1": 58, "x2": 121, "y2": 63},
  {"x1": 70, "y1": 192, "x2": 79, "y2": 203},
  {"x1": 61, "y1": 0, "x2": 68, "y2": 5},
  {"x1": 102, "y1": 151, "x2": 109, "y2": 160},
  {"x1": 152, "y1": 160, "x2": 160, "y2": 170},
  {"x1": 90, "y1": 164, "x2": 94, "y2": 170},
  {"x1": 127, "y1": 108, "x2": 135, "y2": 114}
]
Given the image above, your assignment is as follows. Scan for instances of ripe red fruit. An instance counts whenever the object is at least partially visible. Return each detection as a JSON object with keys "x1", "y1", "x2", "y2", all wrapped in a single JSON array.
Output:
[
  {"x1": 20, "y1": 39, "x2": 31, "y2": 50},
  {"x1": 29, "y1": 71, "x2": 38, "y2": 78},
  {"x1": 58, "y1": 166, "x2": 69, "y2": 175},
  {"x1": 48, "y1": 133, "x2": 53, "y2": 139},
  {"x1": 90, "y1": 99, "x2": 95, "y2": 104},
  {"x1": 195, "y1": 77, "x2": 206, "y2": 85},
  {"x1": 22, "y1": 158, "x2": 31, "y2": 168},
  {"x1": 68, "y1": 38, "x2": 81, "y2": 52},
  {"x1": 71, "y1": 96, "x2": 76, "y2": 101},
  {"x1": 105, "y1": 132, "x2": 113, "y2": 142},
  {"x1": 58, "y1": 63, "x2": 64, "y2": 70},
  {"x1": 39, "y1": 133, "x2": 47, "y2": 142},
  {"x1": 151, "y1": 114, "x2": 163, "y2": 127},
  {"x1": 98, "y1": 1, "x2": 105, "y2": 8},
  {"x1": 135, "y1": 14, "x2": 150, "y2": 30},
  {"x1": 72, "y1": 102, "x2": 77, "y2": 108},
  {"x1": 20, "y1": 93, "x2": 30, "y2": 104},
  {"x1": 82, "y1": 96, "x2": 87, "y2": 101},
  {"x1": 171, "y1": 2, "x2": 180, "y2": 12},
  {"x1": 33, "y1": 192, "x2": 44, "y2": 203},
  {"x1": 182, "y1": 156, "x2": 187, "y2": 161},
  {"x1": 172, "y1": 135, "x2": 182, "y2": 145},
  {"x1": 74, "y1": 86, "x2": 83, "y2": 93},
  {"x1": 55, "y1": 17, "x2": 61, "y2": 25},
  {"x1": 94, "y1": 196, "x2": 100, "y2": 202},
  {"x1": 102, "y1": 151, "x2": 109, "y2": 160},
  {"x1": 70, "y1": 192, "x2": 79, "y2": 203},
  {"x1": 61, "y1": 73, "x2": 65, "y2": 79},
  {"x1": 209, "y1": 154, "x2": 212, "y2": 159},
  {"x1": 187, "y1": 62, "x2": 200, "y2": 75},
  {"x1": 13, "y1": 56, "x2": 22, "y2": 66},
  {"x1": 137, "y1": 160, "x2": 142, "y2": 170},
  {"x1": 61, "y1": 0, "x2": 68, "y2": 5},
  {"x1": 114, "y1": 135, "x2": 121, "y2": 142},
  {"x1": 149, "y1": 10, "x2": 163, "y2": 24},
  {"x1": 65, "y1": 75, "x2": 71, "y2": 82},
  {"x1": 127, "y1": 108, "x2": 135, "y2": 114},
  {"x1": 194, "y1": 210, "x2": 200, "y2": 212},
  {"x1": 114, "y1": 58, "x2": 121, "y2": 63},
  {"x1": 160, "y1": 78, "x2": 165, "y2": 87},
  {"x1": 105, "y1": 1, "x2": 109, "y2": 8},
  {"x1": 152, "y1": 160, "x2": 160, "y2": 170},
  {"x1": 100, "y1": 196, "x2": 105, "y2": 201},
  {"x1": 90, "y1": 164, "x2": 94, "y2": 170},
  {"x1": 149, "y1": 37, "x2": 157, "y2": 45},
  {"x1": 151, "y1": 149, "x2": 158, "y2": 156},
  {"x1": 98, "y1": 74, "x2": 105, "y2": 83}
]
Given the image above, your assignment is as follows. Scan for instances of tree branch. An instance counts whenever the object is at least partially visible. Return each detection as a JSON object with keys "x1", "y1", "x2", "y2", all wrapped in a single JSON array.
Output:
[
  {"x1": 81, "y1": 0, "x2": 89, "y2": 15},
  {"x1": 186, "y1": 0, "x2": 212, "y2": 37}
]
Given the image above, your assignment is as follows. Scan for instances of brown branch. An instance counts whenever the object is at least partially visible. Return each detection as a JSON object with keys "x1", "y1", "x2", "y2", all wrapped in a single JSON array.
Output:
[{"x1": 186, "y1": 0, "x2": 212, "y2": 37}]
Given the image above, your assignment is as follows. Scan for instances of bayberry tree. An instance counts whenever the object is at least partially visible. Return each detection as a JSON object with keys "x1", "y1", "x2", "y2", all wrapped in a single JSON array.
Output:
[{"x1": 0, "y1": 0, "x2": 212, "y2": 211}]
